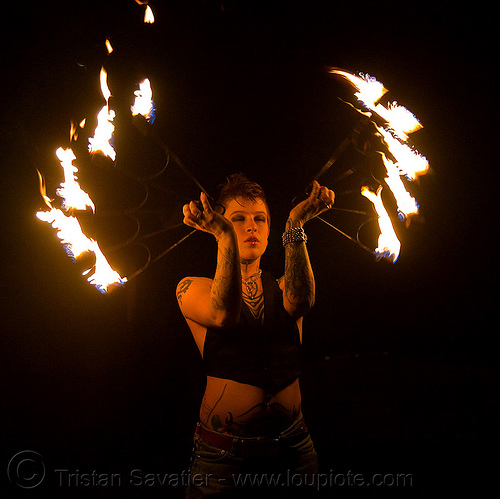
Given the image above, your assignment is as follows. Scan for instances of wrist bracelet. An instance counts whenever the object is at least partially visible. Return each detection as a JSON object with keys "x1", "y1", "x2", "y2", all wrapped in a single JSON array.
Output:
[{"x1": 282, "y1": 227, "x2": 307, "y2": 246}]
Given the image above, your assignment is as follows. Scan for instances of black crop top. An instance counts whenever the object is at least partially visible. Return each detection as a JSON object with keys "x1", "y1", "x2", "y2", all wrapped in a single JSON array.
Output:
[{"x1": 202, "y1": 271, "x2": 303, "y2": 394}]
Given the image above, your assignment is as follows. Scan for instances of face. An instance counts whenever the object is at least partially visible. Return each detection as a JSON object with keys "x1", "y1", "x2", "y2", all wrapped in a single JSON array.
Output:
[{"x1": 224, "y1": 197, "x2": 270, "y2": 262}]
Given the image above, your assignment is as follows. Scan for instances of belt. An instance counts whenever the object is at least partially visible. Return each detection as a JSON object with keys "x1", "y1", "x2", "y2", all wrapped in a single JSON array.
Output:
[{"x1": 195, "y1": 419, "x2": 309, "y2": 457}]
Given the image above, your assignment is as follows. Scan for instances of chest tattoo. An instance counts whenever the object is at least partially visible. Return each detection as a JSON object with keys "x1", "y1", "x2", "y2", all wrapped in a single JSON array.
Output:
[{"x1": 242, "y1": 289, "x2": 264, "y2": 323}]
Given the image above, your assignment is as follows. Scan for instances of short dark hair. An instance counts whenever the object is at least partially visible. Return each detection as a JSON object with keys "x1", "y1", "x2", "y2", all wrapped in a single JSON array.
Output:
[{"x1": 216, "y1": 173, "x2": 270, "y2": 224}]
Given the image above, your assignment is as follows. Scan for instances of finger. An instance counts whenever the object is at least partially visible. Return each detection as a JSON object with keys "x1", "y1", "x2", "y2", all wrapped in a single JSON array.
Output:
[
  {"x1": 327, "y1": 190, "x2": 335, "y2": 205},
  {"x1": 200, "y1": 191, "x2": 213, "y2": 214},
  {"x1": 183, "y1": 203, "x2": 202, "y2": 227},
  {"x1": 183, "y1": 203, "x2": 193, "y2": 217},
  {"x1": 318, "y1": 185, "x2": 328, "y2": 200},
  {"x1": 189, "y1": 200, "x2": 202, "y2": 217},
  {"x1": 309, "y1": 180, "x2": 320, "y2": 201}
]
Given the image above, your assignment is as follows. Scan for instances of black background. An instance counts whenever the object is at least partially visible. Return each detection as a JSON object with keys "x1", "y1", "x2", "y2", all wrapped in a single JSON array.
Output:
[{"x1": 1, "y1": 1, "x2": 497, "y2": 497}]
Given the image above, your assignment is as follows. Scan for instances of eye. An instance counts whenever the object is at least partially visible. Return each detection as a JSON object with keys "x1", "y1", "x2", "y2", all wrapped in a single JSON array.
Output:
[
  {"x1": 231, "y1": 216, "x2": 244, "y2": 223},
  {"x1": 255, "y1": 216, "x2": 267, "y2": 223}
]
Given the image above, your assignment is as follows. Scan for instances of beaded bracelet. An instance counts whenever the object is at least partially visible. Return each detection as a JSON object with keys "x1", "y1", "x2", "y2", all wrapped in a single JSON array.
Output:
[{"x1": 282, "y1": 227, "x2": 307, "y2": 246}]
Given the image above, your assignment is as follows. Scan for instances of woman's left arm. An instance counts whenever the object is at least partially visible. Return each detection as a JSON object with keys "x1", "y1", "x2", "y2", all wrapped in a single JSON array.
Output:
[{"x1": 281, "y1": 181, "x2": 335, "y2": 318}]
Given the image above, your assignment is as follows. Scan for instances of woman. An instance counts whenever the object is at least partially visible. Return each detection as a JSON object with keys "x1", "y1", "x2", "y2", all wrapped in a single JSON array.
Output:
[{"x1": 176, "y1": 174, "x2": 334, "y2": 496}]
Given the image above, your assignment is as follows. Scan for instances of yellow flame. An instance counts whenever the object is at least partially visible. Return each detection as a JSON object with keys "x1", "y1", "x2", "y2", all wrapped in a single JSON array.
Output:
[
  {"x1": 381, "y1": 155, "x2": 419, "y2": 219},
  {"x1": 37, "y1": 143, "x2": 126, "y2": 292},
  {"x1": 55, "y1": 147, "x2": 95, "y2": 213},
  {"x1": 361, "y1": 186, "x2": 401, "y2": 262},
  {"x1": 378, "y1": 128, "x2": 429, "y2": 180},
  {"x1": 70, "y1": 121, "x2": 78, "y2": 141},
  {"x1": 36, "y1": 205, "x2": 127, "y2": 291},
  {"x1": 83, "y1": 241, "x2": 128, "y2": 293},
  {"x1": 144, "y1": 5, "x2": 155, "y2": 23},
  {"x1": 99, "y1": 67, "x2": 111, "y2": 103},
  {"x1": 331, "y1": 69, "x2": 424, "y2": 142},
  {"x1": 373, "y1": 102, "x2": 422, "y2": 140},
  {"x1": 330, "y1": 68, "x2": 387, "y2": 108},
  {"x1": 105, "y1": 39, "x2": 113, "y2": 54},
  {"x1": 36, "y1": 208, "x2": 94, "y2": 260},
  {"x1": 131, "y1": 78, "x2": 154, "y2": 120},
  {"x1": 37, "y1": 170, "x2": 53, "y2": 210},
  {"x1": 88, "y1": 68, "x2": 116, "y2": 160},
  {"x1": 79, "y1": 118, "x2": 86, "y2": 128}
]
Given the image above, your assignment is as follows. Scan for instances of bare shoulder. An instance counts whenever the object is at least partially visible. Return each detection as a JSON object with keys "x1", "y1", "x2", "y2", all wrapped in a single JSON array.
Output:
[{"x1": 176, "y1": 276, "x2": 212, "y2": 304}]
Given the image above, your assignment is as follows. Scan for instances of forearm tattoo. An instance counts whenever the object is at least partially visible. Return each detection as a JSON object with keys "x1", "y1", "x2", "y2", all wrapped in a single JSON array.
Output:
[
  {"x1": 284, "y1": 241, "x2": 314, "y2": 306},
  {"x1": 211, "y1": 245, "x2": 239, "y2": 311}
]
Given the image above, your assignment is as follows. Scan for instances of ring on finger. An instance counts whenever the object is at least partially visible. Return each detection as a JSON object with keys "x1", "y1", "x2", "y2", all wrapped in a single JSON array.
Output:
[{"x1": 322, "y1": 201, "x2": 332, "y2": 209}]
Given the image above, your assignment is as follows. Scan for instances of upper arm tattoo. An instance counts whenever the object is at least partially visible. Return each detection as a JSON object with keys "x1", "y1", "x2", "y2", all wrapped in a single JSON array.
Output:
[{"x1": 176, "y1": 279, "x2": 193, "y2": 306}]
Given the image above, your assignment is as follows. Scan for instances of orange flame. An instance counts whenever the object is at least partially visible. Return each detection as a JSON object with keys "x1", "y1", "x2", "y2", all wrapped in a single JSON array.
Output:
[{"x1": 105, "y1": 39, "x2": 113, "y2": 54}]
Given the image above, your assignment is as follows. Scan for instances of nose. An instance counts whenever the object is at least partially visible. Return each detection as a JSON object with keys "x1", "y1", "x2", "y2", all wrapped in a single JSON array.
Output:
[{"x1": 246, "y1": 219, "x2": 257, "y2": 232}]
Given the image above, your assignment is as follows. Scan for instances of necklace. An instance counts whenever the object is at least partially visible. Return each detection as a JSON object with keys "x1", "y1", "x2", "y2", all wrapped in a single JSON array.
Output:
[{"x1": 242, "y1": 269, "x2": 262, "y2": 299}]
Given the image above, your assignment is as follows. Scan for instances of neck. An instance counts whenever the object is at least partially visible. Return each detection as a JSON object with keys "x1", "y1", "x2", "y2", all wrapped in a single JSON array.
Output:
[{"x1": 240, "y1": 258, "x2": 261, "y2": 281}]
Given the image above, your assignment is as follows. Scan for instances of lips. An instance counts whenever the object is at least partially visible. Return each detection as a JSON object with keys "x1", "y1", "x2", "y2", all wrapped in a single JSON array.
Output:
[{"x1": 244, "y1": 237, "x2": 259, "y2": 244}]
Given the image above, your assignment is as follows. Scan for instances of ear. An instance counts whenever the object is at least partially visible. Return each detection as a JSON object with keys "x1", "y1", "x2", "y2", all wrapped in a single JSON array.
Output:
[{"x1": 213, "y1": 203, "x2": 226, "y2": 215}]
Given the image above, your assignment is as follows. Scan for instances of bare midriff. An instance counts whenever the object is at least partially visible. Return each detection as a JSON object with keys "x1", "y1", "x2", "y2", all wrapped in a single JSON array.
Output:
[{"x1": 199, "y1": 375, "x2": 302, "y2": 437}]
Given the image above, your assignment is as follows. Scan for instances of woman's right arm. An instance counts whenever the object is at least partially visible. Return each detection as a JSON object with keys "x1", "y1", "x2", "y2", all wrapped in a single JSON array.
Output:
[{"x1": 176, "y1": 192, "x2": 242, "y2": 328}]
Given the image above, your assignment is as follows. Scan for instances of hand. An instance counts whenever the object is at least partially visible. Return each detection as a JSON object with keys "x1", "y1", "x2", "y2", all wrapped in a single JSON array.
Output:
[
  {"x1": 289, "y1": 181, "x2": 335, "y2": 226},
  {"x1": 182, "y1": 192, "x2": 234, "y2": 240}
]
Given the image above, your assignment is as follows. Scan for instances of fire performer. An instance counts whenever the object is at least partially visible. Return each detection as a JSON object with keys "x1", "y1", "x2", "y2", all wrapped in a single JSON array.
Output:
[{"x1": 176, "y1": 173, "x2": 334, "y2": 496}]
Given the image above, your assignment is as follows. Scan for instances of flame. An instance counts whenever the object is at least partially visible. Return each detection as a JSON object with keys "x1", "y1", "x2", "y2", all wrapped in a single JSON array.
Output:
[
  {"x1": 55, "y1": 147, "x2": 95, "y2": 213},
  {"x1": 83, "y1": 241, "x2": 127, "y2": 293},
  {"x1": 378, "y1": 128, "x2": 429, "y2": 180},
  {"x1": 381, "y1": 155, "x2": 419, "y2": 220},
  {"x1": 105, "y1": 39, "x2": 113, "y2": 54},
  {"x1": 373, "y1": 102, "x2": 422, "y2": 140},
  {"x1": 36, "y1": 208, "x2": 94, "y2": 260},
  {"x1": 144, "y1": 5, "x2": 155, "y2": 23},
  {"x1": 36, "y1": 206, "x2": 127, "y2": 291},
  {"x1": 130, "y1": 78, "x2": 155, "y2": 122},
  {"x1": 361, "y1": 186, "x2": 401, "y2": 262},
  {"x1": 70, "y1": 118, "x2": 87, "y2": 141},
  {"x1": 331, "y1": 68, "x2": 424, "y2": 141},
  {"x1": 88, "y1": 68, "x2": 116, "y2": 161},
  {"x1": 330, "y1": 69, "x2": 387, "y2": 108},
  {"x1": 37, "y1": 145, "x2": 126, "y2": 292},
  {"x1": 70, "y1": 121, "x2": 78, "y2": 141},
  {"x1": 37, "y1": 169, "x2": 54, "y2": 210},
  {"x1": 99, "y1": 67, "x2": 111, "y2": 102}
]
